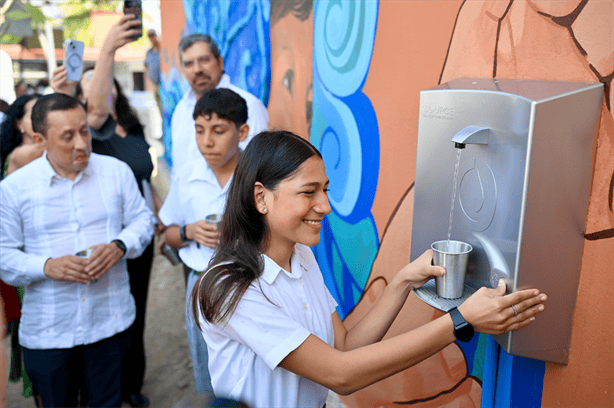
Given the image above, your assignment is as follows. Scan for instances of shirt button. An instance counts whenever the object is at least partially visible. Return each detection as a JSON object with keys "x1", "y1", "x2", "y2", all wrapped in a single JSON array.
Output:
[
  {"x1": 303, "y1": 303, "x2": 308, "y2": 309},
  {"x1": 81, "y1": 298, "x2": 85, "y2": 302}
]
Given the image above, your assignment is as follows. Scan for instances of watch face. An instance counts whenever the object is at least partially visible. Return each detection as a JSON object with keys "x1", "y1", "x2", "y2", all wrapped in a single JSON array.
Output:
[
  {"x1": 450, "y1": 307, "x2": 475, "y2": 342},
  {"x1": 454, "y1": 322, "x2": 475, "y2": 342}
]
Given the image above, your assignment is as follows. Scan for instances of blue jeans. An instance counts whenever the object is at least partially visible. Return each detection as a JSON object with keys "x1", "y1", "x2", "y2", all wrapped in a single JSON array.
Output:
[
  {"x1": 23, "y1": 328, "x2": 130, "y2": 408},
  {"x1": 186, "y1": 271, "x2": 214, "y2": 394}
]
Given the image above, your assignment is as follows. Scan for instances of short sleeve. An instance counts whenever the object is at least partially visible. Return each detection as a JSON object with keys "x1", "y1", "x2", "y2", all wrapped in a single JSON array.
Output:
[{"x1": 220, "y1": 284, "x2": 311, "y2": 370}]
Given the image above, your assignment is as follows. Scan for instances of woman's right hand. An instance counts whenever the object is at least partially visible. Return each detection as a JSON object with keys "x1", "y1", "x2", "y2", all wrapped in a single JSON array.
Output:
[
  {"x1": 102, "y1": 13, "x2": 142, "y2": 54},
  {"x1": 458, "y1": 279, "x2": 547, "y2": 335}
]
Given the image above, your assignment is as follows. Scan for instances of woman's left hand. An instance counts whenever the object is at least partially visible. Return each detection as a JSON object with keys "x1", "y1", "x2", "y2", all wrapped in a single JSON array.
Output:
[{"x1": 394, "y1": 249, "x2": 445, "y2": 290}]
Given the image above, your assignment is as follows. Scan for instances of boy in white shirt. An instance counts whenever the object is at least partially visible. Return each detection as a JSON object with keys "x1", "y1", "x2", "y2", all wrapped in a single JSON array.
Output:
[{"x1": 157, "y1": 88, "x2": 249, "y2": 394}]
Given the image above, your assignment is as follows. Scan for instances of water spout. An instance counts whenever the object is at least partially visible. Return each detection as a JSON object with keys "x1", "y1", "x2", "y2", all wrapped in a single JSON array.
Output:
[{"x1": 451, "y1": 125, "x2": 489, "y2": 149}]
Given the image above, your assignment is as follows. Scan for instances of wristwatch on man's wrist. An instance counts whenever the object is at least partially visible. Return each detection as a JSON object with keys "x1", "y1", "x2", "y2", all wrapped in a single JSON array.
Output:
[
  {"x1": 111, "y1": 239, "x2": 127, "y2": 256},
  {"x1": 180, "y1": 225, "x2": 192, "y2": 242},
  {"x1": 448, "y1": 307, "x2": 475, "y2": 342}
]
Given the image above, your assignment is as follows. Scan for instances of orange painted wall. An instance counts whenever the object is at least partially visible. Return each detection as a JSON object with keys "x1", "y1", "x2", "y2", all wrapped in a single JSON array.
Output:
[{"x1": 356, "y1": 1, "x2": 614, "y2": 407}]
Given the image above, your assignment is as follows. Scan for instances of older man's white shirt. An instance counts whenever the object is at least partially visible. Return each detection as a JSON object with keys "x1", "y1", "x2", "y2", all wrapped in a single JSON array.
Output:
[{"x1": 0, "y1": 153, "x2": 155, "y2": 349}]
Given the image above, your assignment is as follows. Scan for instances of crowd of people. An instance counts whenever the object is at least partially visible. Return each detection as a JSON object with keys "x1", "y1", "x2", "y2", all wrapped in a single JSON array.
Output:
[{"x1": 0, "y1": 12, "x2": 548, "y2": 408}]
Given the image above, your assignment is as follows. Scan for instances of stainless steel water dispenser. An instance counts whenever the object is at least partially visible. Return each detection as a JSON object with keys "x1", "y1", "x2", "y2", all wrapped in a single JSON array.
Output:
[{"x1": 410, "y1": 78, "x2": 603, "y2": 364}]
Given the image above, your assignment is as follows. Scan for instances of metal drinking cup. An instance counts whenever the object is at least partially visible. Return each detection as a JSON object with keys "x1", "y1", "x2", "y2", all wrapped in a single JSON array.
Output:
[
  {"x1": 76, "y1": 249, "x2": 98, "y2": 284},
  {"x1": 431, "y1": 240, "x2": 472, "y2": 299},
  {"x1": 205, "y1": 214, "x2": 223, "y2": 229}
]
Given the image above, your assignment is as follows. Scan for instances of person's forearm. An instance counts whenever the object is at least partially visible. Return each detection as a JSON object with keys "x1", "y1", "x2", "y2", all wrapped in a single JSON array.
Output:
[
  {"x1": 164, "y1": 225, "x2": 187, "y2": 249},
  {"x1": 341, "y1": 277, "x2": 412, "y2": 350},
  {"x1": 86, "y1": 46, "x2": 115, "y2": 129},
  {"x1": 0, "y1": 249, "x2": 48, "y2": 286},
  {"x1": 281, "y1": 313, "x2": 456, "y2": 396}
]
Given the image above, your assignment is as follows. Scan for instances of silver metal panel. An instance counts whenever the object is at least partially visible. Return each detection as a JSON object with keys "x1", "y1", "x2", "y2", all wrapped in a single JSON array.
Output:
[{"x1": 411, "y1": 78, "x2": 603, "y2": 364}]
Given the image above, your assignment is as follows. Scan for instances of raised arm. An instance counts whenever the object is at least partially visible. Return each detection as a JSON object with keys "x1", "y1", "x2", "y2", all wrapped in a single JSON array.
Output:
[
  {"x1": 84, "y1": 14, "x2": 141, "y2": 130},
  {"x1": 280, "y1": 281, "x2": 546, "y2": 395},
  {"x1": 333, "y1": 249, "x2": 443, "y2": 351}
]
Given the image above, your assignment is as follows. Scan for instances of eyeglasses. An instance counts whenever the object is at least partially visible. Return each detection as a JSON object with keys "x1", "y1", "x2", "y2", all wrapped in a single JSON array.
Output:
[{"x1": 148, "y1": 33, "x2": 156, "y2": 38}]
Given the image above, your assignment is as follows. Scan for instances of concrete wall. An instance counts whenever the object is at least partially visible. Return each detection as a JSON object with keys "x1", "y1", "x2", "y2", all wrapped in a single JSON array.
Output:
[{"x1": 160, "y1": 1, "x2": 614, "y2": 406}]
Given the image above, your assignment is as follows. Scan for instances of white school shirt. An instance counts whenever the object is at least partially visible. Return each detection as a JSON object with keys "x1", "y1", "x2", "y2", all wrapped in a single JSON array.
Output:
[
  {"x1": 170, "y1": 73, "x2": 269, "y2": 174},
  {"x1": 0, "y1": 153, "x2": 155, "y2": 349},
  {"x1": 158, "y1": 156, "x2": 231, "y2": 271},
  {"x1": 199, "y1": 244, "x2": 338, "y2": 408}
]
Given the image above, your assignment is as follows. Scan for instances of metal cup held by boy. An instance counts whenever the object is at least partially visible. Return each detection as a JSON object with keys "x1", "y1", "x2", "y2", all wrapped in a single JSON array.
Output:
[
  {"x1": 205, "y1": 214, "x2": 223, "y2": 249},
  {"x1": 76, "y1": 248, "x2": 98, "y2": 284},
  {"x1": 431, "y1": 240, "x2": 472, "y2": 299}
]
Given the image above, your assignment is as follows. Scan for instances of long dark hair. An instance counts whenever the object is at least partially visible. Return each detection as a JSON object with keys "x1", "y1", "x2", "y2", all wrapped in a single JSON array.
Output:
[
  {"x1": 76, "y1": 69, "x2": 144, "y2": 136},
  {"x1": 0, "y1": 94, "x2": 41, "y2": 174},
  {"x1": 193, "y1": 130, "x2": 322, "y2": 326}
]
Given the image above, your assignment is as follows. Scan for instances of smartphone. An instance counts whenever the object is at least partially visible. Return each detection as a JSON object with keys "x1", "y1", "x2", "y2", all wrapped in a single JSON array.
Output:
[
  {"x1": 64, "y1": 39, "x2": 84, "y2": 82},
  {"x1": 123, "y1": 0, "x2": 143, "y2": 42}
]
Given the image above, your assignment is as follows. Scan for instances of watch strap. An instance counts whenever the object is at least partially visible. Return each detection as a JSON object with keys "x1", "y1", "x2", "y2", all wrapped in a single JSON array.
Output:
[
  {"x1": 180, "y1": 225, "x2": 192, "y2": 242},
  {"x1": 111, "y1": 239, "x2": 127, "y2": 255},
  {"x1": 449, "y1": 307, "x2": 475, "y2": 342}
]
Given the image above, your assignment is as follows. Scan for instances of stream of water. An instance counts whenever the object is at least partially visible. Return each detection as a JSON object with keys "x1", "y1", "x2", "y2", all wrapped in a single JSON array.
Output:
[{"x1": 446, "y1": 149, "x2": 463, "y2": 251}]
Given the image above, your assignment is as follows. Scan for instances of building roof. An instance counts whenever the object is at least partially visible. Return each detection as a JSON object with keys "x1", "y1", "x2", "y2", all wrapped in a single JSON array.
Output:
[{"x1": 0, "y1": 43, "x2": 145, "y2": 63}]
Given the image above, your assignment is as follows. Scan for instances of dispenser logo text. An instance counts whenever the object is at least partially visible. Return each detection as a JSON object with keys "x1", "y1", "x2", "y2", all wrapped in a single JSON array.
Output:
[{"x1": 422, "y1": 105, "x2": 455, "y2": 120}]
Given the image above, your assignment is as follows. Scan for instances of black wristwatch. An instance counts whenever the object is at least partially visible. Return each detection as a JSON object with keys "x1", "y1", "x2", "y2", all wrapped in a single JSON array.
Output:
[
  {"x1": 111, "y1": 239, "x2": 127, "y2": 256},
  {"x1": 448, "y1": 307, "x2": 475, "y2": 342},
  {"x1": 180, "y1": 225, "x2": 192, "y2": 242}
]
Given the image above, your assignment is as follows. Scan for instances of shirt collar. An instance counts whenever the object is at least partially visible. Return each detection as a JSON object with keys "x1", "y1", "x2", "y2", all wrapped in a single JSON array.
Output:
[
  {"x1": 41, "y1": 151, "x2": 94, "y2": 186},
  {"x1": 261, "y1": 246, "x2": 306, "y2": 284},
  {"x1": 216, "y1": 73, "x2": 231, "y2": 89},
  {"x1": 185, "y1": 156, "x2": 234, "y2": 192}
]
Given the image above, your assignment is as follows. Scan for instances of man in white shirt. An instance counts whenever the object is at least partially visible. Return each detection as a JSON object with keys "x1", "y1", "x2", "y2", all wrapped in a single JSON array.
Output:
[
  {"x1": 0, "y1": 93, "x2": 155, "y2": 407},
  {"x1": 170, "y1": 33, "x2": 268, "y2": 173}
]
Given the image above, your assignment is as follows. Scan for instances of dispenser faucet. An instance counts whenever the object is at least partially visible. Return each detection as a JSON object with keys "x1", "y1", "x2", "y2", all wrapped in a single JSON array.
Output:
[{"x1": 451, "y1": 125, "x2": 489, "y2": 149}]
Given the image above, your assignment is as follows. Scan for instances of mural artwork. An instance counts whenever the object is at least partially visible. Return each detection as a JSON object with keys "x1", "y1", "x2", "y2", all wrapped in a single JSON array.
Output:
[{"x1": 161, "y1": 0, "x2": 613, "y2": 406}]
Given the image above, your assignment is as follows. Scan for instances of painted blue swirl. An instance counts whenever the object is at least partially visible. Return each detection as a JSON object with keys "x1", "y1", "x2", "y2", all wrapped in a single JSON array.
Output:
[
  {"x1": 159, "y1": 66, "x2": 189, "y2": 166},
  {"x1": 311, "y1": 0, "x2": 380, "y2": 319},
  {"x1": 314, "y1": 0, "x2": 378, "y2": 97}
]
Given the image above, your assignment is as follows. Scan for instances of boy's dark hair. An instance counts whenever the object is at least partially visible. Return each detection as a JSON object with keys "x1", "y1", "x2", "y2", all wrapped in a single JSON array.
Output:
[
  {"x1": 31, "y1": 93, "x2": 84, "y2": 137},
  {"x1": 192, "y1": 88, "x2": 248, "y2": 128}
]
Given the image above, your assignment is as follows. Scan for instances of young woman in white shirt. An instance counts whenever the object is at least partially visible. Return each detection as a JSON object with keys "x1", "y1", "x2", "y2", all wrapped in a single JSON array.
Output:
[{"x1": 193, "y1": 131, "x2": 548, "y2": 408}]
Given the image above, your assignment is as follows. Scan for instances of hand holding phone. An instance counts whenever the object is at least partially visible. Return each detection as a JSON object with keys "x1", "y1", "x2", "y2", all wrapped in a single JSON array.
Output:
[
  {"x1": 64, "y1": 39, "x2": 84, "y2": 82},
  {"x1": 123, "y1": 0, "x2": 143, "y2": 42}
]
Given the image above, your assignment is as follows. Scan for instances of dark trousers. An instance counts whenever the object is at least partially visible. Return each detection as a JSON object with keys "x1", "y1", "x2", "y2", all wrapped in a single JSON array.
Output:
[
  {"x1": 23, "y1": 328, "x2": 131, "y2": 408},
  {"x1": 122, "y1": 241, "x2": 154, "y2": 396}
]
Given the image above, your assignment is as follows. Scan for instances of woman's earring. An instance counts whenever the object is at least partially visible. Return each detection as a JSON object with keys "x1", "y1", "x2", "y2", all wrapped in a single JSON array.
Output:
[{"x1": 263, "y1": 208, "x2": 267, "y2": 214}]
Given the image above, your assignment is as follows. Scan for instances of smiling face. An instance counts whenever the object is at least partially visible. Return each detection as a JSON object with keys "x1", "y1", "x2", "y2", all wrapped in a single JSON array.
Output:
[
  {"x1": 181, "y1": 41, "x2": 225, "y2": 97},
  {"x1": 44, "y1": 106, "x2": 92, "y2": 180},
  {"x1": 195, "y1": 112, "x2": 248, "y2": 173},
  {"x1": 262, "y1": 156, "x2": 331, "y2": 256}
]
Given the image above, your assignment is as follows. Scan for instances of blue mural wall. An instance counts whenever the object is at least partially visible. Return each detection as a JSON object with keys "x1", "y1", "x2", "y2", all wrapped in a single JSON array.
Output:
[
  {"x1": 159, "y1": 0, "x2": 271, "y2": 167},
  {"x1": 310, "y1": 0, "x2": 380, "y2": 319}
]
